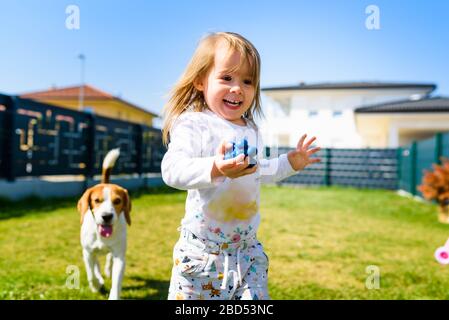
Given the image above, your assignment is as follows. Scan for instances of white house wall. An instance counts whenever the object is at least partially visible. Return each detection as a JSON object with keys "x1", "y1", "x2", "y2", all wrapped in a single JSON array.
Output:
[
  {"x1": 356, "y1": 113, "x2": 449, "y2": 147},
  {"x1": 260, "y1": 88, "x2": 432, "y2": 148}
]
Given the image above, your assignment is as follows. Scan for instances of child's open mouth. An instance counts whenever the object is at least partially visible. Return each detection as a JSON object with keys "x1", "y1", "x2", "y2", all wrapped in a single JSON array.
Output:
[{"x1": 223, "y1": 99, "x2": 242, "y2": 110}]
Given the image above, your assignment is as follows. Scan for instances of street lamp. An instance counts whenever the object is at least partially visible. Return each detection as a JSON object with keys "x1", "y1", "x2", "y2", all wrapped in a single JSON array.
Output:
[{"x1": 78, "y1": 54, "x2": 85, "y2": 111}]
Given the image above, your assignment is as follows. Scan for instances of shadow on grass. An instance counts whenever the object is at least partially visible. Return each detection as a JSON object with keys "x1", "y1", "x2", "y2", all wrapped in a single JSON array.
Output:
[
  {"x1": 123, "y1": 276, "x2": 170, "y2": 300},
  {"x1": 0, "y1": 185, "x2": 183, "y2": 221},
  {"x1": 0, "y1": 195, "x2": 76, "y2": 221},
  {"x1": 130, "y1": 185, "x2": 184, "y2": 198}
]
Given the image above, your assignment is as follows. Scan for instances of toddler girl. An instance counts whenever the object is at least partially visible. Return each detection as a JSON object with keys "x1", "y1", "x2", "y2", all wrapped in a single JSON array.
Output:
[{"x1": 161, "y1": 32, "x2": 320, "y2": 300}]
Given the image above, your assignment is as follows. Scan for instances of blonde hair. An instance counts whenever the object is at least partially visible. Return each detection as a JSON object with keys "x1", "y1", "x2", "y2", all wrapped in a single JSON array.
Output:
[{"x1": 162, "y1": 32, "x2": 262, "y2": 145}]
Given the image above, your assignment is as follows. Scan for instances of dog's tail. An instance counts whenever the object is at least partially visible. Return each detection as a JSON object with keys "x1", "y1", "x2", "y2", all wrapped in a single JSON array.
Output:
[{"x1": 102, "y1": 148, "x2": 120, "y2": 184}]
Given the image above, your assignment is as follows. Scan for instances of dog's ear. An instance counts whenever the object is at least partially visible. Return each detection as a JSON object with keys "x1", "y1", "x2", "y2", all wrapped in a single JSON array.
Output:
[
  {"x1": 77, "y1": 188, "x2": 92, "y2": 225},
  {"x1": 122, "y1": 189, "x2": 131, "y2": 226}
]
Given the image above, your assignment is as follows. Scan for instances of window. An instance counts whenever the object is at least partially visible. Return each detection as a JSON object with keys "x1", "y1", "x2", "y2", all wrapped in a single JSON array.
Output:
[
  {"x1": 308, "y1": 110, "x2": 318, "y2": 118},
  {"x1": 333, "y1": 110, "x2": 343, "y2": 117},
  {"x1": 280, "y1": 104, "x2": 291, "y2": 116}
]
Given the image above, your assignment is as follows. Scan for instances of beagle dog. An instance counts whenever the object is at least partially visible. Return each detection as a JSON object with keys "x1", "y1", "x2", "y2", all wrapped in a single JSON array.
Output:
[{"x1": 77, "y1": 149, "x2": 131, "y2": 300}]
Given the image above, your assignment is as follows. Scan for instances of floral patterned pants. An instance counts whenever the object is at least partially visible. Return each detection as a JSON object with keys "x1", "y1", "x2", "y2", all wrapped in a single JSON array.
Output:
[{"x1": 168, "y1": 228, "x2": 270, "y2": 300}]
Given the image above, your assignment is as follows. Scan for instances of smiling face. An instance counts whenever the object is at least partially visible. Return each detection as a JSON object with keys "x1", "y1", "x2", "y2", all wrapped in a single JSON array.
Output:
[{"x1": 194, "y1": 41, "x2": 256, "y2": 126}]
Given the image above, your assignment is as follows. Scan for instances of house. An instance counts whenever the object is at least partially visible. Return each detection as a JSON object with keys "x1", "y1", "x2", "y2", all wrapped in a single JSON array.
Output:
[
  {"x1": 355, "y1": 96, "x2": 449, "y2": 147},
  {"x1": 20, "y1": 84, "x2": 157, "y2": 126},
  {"x1": 260, "y1": 82, "x2": 436, "y2": 148}
]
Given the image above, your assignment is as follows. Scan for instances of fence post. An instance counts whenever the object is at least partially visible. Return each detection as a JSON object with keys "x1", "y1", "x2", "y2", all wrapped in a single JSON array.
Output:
[
  {"x1": 136, "y1": 124, "x2": 143, "y2": 176},
  {"x1": 85, "y1": 113, "x2": 96, "y2": 183},
  {"x1": 324, "y1": 148, "x2": 331, "y2": 186},
  {"x1": 410, "y1": 141, "x2": 417, "y2": 196},
  {"x1": 435, "y1": 133, "x2": 442, "y2": 164},
  {"x1": 396, "y1": 147, "x2": 401, "y2": 190},
  {"x1": 3, "y1": 95, "x2": 16, "y2": 182}
]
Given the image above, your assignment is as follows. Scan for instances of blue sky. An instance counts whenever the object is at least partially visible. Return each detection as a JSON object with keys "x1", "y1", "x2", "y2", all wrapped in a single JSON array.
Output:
[{"x1": 0, "y1": 0, "x2": 448, "y2": 116}]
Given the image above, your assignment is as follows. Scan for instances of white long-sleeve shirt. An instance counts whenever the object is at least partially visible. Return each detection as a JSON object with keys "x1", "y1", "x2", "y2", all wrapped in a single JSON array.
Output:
[{"x1": 161, "y1": 109, "x2": 297, "y2": 243}]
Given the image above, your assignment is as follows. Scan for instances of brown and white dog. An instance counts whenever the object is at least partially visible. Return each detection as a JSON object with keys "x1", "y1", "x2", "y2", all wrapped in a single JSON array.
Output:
[{"x1": 77, "y1": 149, "x2": 131, "y2": 300}]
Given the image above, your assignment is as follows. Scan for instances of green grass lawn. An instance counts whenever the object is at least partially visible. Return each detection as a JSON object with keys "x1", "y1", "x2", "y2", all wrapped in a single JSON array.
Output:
[{"x1": 1, "y1": 185, "x2": 449, "y2": 300}]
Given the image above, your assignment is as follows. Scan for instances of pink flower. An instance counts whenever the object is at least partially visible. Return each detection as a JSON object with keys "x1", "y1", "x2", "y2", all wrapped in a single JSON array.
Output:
[
  {"x1": 232, "y1": 234, "x2": 241, "y2": 242},
  {"x1": 214, "y1": 228, "x2": 221, "y2": 234}
]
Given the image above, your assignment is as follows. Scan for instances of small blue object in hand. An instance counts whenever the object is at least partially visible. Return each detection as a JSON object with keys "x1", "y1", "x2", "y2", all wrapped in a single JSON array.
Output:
[{"x1": 224, "y1": 138, "x2": 258, "y2": 168}]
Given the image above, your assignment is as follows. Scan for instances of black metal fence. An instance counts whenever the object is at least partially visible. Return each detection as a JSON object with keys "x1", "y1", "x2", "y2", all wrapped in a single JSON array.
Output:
[
  {"x1": 3, "y1": 92, "x2": 427, "y2": 192},
  {"x1": 267, "y1": 147, "x2": 399, "y2": 190},
  {"x1": 0, "y1": 94, "x2": 165, "y2": 181}
]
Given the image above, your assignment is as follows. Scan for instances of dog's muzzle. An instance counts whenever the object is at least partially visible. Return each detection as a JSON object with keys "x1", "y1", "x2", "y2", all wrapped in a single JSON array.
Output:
[{"x1": 97, "y1": 213, "x2": 114, "y2": 238}]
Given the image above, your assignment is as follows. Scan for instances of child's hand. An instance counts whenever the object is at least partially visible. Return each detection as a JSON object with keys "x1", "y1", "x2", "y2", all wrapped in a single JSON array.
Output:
[
  {"x1": 287, "y1": 134, "x2": 321, "y2": 171},
  {"x1": 211, "y1": 141, "x2": 258, "y2": 179}
]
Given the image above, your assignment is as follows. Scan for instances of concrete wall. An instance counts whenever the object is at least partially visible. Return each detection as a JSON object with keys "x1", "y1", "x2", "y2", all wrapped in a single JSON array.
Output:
[{"x1": 0, "y1": 173, "x2": 164, "y2": 201}]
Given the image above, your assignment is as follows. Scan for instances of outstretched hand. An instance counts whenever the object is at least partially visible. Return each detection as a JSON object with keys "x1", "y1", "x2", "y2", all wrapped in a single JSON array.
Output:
[
  {"x1": 211, "y1": 141, "x2": 258, "y2": 179},
  {"x1": 287, "y1": 134, "x2": 321, "y2": 171}
]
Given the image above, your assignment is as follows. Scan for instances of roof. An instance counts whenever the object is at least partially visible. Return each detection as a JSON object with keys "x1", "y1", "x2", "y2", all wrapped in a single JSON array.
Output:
[
  {"x1": 355, "y1": 96, "x2": 449, "y2": 113},
  {"x1": 20, "y1": 85, "x2": 158, "y2": 117},
  {"x1": 262, "y1": 81, "x2": 437, "y2": 92}
]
